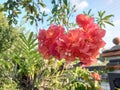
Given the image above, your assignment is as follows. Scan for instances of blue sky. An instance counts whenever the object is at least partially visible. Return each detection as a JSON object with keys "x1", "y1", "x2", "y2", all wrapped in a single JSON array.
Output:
[{"x1": 0, "y1": 0, "x2": 120, "y2": 49}]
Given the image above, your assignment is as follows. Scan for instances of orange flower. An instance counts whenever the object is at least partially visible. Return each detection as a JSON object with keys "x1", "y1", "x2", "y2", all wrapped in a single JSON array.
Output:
[
  {"x1": 91, "y1": 72, "x2": 101, "y2": 81},
  {"x1": 76, "y1": 14, "x2": 94, "y2": 27},
  {"x1": 38, "y1": 25, "x2": 65, "y2": 59},
  {"x1": 38, "y1": 14, "x2": 106, "y2": 66}
]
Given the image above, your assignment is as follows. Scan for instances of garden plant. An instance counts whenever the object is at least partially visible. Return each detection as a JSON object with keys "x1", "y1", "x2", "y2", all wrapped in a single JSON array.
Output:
[{"x1": 0, "y1": 0, "x2": 115, "y2": 90}]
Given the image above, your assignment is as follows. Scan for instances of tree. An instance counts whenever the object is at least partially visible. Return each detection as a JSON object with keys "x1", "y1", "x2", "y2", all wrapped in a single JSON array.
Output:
[
  {"x1": 1, "y1": 0, "x2": 114, "y2": 29},
  {"x1": 47, "y1": 0, "x2": 76, "y2": 30},
  {"x1": 0, "y1": 11, "x2": 20, "y2": 89},
  {"x1": 0, "y1": 0, "x2": 46, "y2": 25},
  {"x1": 0, "y1": 12, "x2": 18, "y2": 53}
]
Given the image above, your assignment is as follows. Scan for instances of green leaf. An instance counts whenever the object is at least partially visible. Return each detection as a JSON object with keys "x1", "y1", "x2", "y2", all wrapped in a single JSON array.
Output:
[
  {"x1": 30, "y1": 20, "x2": 34, "y2": 25},
  {"x1": 63, "y1": 0, "x2": 67, "y2": 6},
  {"x1": 83, "y1": 9, "x2": 94, "y2": 17},
  {"x1": 103, "y1": 15, "x2": 114, "y2": 20},
  {"x1": 88, "y1": 9, "x2": 92, "y2": 15},
  {"x1": 30, "y1": 16, "x2": 34, "y2": 20},
  {"x1": 52, "y1": 5, "x2": 58, "y2": 14},
  {"x1": 30, "y1": 43, "x2": 38, "y2": 50},
  {"x1": 98, "y1": 11, "x2": 105, "y2": 18},
  {"x1": 67, "y1": 2, "x2": 70, "y2": 15},
  {"x1": 30, "y1": 38, "x2": 37, "y2": 46},
  {"x1": 8, "y1": 20, "x2": 12, "y2": 25},
  {"x1": 101, "y1": 11, "x2": 105, "y2": 17},
  {"x1": 98, "y1": 11, "x2": 101, "y2": 17},
  {"x1": 28, "y1": 32, "x2": 33, "y2": 43},
  {"x1": 104, "y1": 21, "x2": 114, "y2": 26},
  {"x1": 20, "y1": 33, "x2": 28, "y2": 46},
  {"x1": 100, "y1": 23, "x2": 106, "y2": 28},
  {"x1": 52, "y1": 0, "x2": 56, "y2": 4},
  {"x1": 13, "y1": 18, "x2": 17, "y2": 24},
  {"x1": 39, "y1": 2, "x2": 46, "y2": 7}
]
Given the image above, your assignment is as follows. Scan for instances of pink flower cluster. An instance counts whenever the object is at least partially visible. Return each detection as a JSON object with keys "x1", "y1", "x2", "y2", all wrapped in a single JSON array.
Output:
[{"x1": 38, "y1": 14, "x2": 106, "y2": 66}]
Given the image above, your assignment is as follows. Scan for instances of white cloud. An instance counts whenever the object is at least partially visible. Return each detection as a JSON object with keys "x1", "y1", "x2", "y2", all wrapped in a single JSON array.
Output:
[
  {"x1": 41, "y1": 7, "x2": 50, "y2": 13},
  {"x1": 71, "y1": 0, "x2": 88, "y2": 11}
]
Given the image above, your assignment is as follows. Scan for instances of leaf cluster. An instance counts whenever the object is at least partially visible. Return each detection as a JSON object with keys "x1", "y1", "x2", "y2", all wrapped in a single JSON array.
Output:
[
  {"x1": 0, "y1": 12, "x2": 18, "y2": 53},
  {"x1": 0, "y1": 0, "x2": 47, "y2": 25},
  {"x1": 47, "y1": 0, "x2": 77, "y2": 30},
  {"x1": 83, "y1": 9, "x2": 114, "y2": 28}
]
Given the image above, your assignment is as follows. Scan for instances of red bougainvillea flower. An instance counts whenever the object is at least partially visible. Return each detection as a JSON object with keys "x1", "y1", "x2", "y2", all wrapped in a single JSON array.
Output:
[
  {"x1": 38, "y1": 14, "x2": 106, "y2": 66},
  {"x1": 38, "y1": 29, "x2": 50, "y2": 59},
  {"x1": 76, "y1": 14, "x2": 94, "y2": 27},
  {"x1": 38, "y1": 25, "x2": 65, "y2": 59},
  {"x1": 56, "y1": 34, "x2": 75, "y2": 61},
  {"x1": 91, "y1": 72, "x2": 101, "y2": 81}
]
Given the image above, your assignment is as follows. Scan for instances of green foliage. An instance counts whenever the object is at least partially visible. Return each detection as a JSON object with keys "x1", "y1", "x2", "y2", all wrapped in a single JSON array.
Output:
[
  {"x1": 0, "y1": 0, "x2": 47, "y2": 25},
  {"x1": 1, "y1": 1, "x2": 114, "y2": 29},
  {"x1": 0, "y1": 31, "x2": 42, "y2": 89},
  {"x1": 48, "y1": 0, "x2": 77, "y2": 30},
  {"x1": 83, "y1": 9, "x2": 114, "y2": 28},
  {"x1": 83, "y1": 9, "x2": 94, "y2": 17},
  {"x1": 11, "y1": 32, "x2": 43, "y2": 89},
  {"x1": 96, "y1": 11, "x2": 114, "y2": 28},
  {"x1": 0, "y1": 58, "x2": 18, "y2": 90},
  {"x1": 0, "y1": 11, "x2": 21, "y2": 89},
  {"x1": 36, "y1": 61, "x2": 101, "y2": 90},
  {"x1": 0, "y1": 12, "x2": 18, "y2": 53}
]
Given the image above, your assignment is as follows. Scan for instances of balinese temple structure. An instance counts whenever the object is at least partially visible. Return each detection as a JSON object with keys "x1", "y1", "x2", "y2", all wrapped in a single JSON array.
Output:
[{"x1": 102, "y1": 37, "x2": 120, "y2": 90}]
